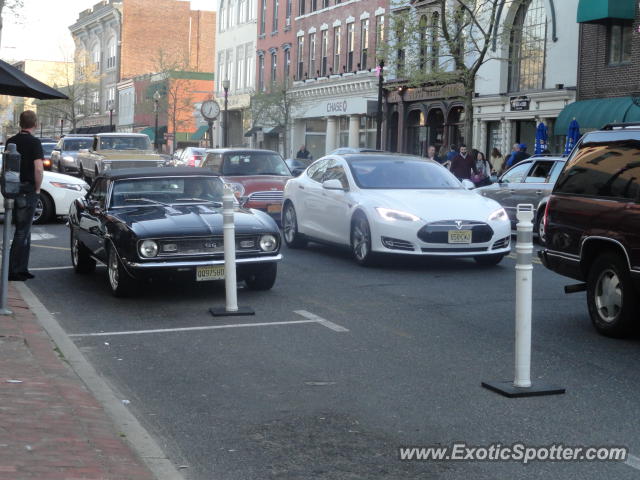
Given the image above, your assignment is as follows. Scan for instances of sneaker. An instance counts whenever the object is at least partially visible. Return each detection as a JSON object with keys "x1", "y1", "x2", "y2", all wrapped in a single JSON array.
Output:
[{"x1": 20, "y1": 272, "x2": 35, "y2": 279}]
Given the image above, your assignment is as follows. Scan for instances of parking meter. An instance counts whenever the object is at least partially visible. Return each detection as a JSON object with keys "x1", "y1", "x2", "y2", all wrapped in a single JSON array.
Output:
[{"x1": 1, "y1": 143, "x2": 21, "y2": 198}]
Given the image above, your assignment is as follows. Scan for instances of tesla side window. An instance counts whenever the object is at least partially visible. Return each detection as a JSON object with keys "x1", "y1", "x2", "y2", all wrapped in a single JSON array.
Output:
[
  {"x1": 348, "y1": 158, "x2": 462, "y2": 189},
  {"x1": 307, "y1": 159, "x2": 329, "y2": 182},
  {"x1": 323, "y1": 162, "x2": 349, "y2": 189}
]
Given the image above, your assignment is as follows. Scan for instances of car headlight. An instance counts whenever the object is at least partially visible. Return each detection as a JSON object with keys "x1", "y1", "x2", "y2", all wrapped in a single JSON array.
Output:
[
  {"x1": 225, "y1": 182, "x2": 245, "y2": 198},
  {"x1": 375, "y1": 207, "x2": 420, "y2": 222},
  {"x1": 259, "y1": 234, "x2": 278, "y2": 252},
  {"x1": 489, "y1": 208, "x2": 508, "y2": 222},
  {"x1": 63, "y1": 155, "x2": 74, "y2": 162},
  {"x1": 103, "y1": 162, "x2": 112, "y2": 171},
  {"x1": 49, "y1": 181, "x2": 85, "y2": 191},
  {"x1": 139, "y1": 239, "x2": 159, "y2": 258}
]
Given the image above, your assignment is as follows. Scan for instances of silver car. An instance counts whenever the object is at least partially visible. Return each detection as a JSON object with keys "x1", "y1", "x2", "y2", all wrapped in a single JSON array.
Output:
[
  {"x1": 476, "y1": 156, "x2": 566, "y2": 237},
  {"x1": 51, "y1": 136, "x2": 93, "y2": 175}
]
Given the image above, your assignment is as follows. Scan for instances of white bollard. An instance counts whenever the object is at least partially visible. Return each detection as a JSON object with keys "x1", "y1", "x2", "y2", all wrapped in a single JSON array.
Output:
[
  {"x1": 222, "y1": 183, "x2": 238, "y2": 312},
  {"x1": 514, "y1": 204, "x2": 534, "y2": 388},
  {"x1": 0, "y1": 199, "x2": 14, "y2": 315}
]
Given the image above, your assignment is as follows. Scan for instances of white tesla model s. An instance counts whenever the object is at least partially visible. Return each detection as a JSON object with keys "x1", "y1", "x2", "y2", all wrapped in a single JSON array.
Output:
[{"x1": 282, "y1": 153, "x2": 511, "y2": 266}]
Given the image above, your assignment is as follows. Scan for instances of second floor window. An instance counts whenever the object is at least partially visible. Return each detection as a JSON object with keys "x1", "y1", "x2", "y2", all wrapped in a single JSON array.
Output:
[
  {"x1": 92, "y1": 46, "x2": 101, "y2": 72},
  {"x1": 297, "y1": 36, "x2": 304, "y2": 79},
  {"x1": 106, "y1": 39, "x2": 116, "y2": 69},
  {"x1": 346, "y1": 23, "x2": 354, "y2": 72},
  {"x1": 320, "y1": 30, "x2": 328, "y2": 76},
  {"x1": 609, "y1": 23, "x2": 632, "y2": 65},
  {"x1": 298, "y1": 0, "x2": 305, "y2": 16},
  {"x1": 360, "y1": 19, "x2": 369, "y2": 70},
  {"x1": 285, "y1": 0, "x2": 291, "y2": 27},
  {"x1": 309, "y1": 33, "x2": 316, "y2": 77},
  {"x1": 283, "y1": 48, "x2": 291, "y2": 82},
  {"x1": 258, "y1": 55, "x2": 265, "y2": 91},
  {"x1": 508, "y1": 0, "x2": 547, "y2": 92},
  {"x1": 273, "y1": 0, "x2": 278, "y2": 31},
  {"x1": 260, "y1": 0, "x2": 267, "y2": 34},
  {"x1": 333, "y1": 26, "x2": 341, "y2": 73},
  {"x1": 271, "y1": 52, "x2": 278, "y2": 84}
]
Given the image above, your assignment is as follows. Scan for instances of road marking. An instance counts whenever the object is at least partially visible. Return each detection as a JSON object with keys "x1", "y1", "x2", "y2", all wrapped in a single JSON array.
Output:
[
  {"x1": 68, "y1": 319, "x2": 320, "y2": 337},
  {"x1": 626, "y1": 454, "x2": 640, "y2": 471},
  {"x1": 294, "y1": 310, "x2": 350, "y2": 332},
  {"x1": 31, "y1": 233, "x2": 56, "y2": 241},
  {"x1": 32, "y1": 244, "x2": 70, "y2": 251},
  {"x1": 30, "y1": 265, "x2": 74, "y2": 271}
]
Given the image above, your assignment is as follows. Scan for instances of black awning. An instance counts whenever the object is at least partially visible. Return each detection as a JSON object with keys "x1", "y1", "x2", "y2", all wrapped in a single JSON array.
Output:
[{"x1": 244, "y1": 126, "x2": 262, "y2": 137}]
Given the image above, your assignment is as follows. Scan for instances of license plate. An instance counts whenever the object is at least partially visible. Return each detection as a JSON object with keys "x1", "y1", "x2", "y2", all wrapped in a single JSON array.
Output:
[
  {"x1": 267, "y1": 204, "x2": 282, "y2": 214},
  {"x1": 196, "y1": 265, "x2": 225, "y2": 281},
  {"x1": 448, "y1": 230, "x2": 472, "y2": 244}
]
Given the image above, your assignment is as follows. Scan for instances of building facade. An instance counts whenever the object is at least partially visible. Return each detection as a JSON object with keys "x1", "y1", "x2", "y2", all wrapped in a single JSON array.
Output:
[{"x1": 215, "y1": 0, "x2": 258, "y2": 148}]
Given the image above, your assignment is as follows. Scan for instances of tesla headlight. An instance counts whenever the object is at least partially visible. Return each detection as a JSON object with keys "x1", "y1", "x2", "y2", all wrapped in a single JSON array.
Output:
[
  {"x1": 139, "y1": 239, "x2": 159, "y2": 258},
  {"x1": 225, "y1": 182, "x2": 245, "y2": 198},
  {"x1": 375, "y1": 207, "x2": 420, "y2": 222},
  {"x1": 259, "y1": 234, "x2": 278, "y2": 252},
  {"x1": 49, "y1": 181, "x2": 84, "y2": 191},
  {"x1": 489, "y1": 208, "x2": 508, "y2": 222}
]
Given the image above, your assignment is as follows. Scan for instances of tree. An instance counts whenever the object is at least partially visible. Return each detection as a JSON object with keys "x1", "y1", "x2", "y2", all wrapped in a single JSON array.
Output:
[
  {"x1": 380, "y1": 0, "x2": 515, "y2": 145},
  {"x1": 0, "y1": 0, "x2": 23, "y2": 48}
]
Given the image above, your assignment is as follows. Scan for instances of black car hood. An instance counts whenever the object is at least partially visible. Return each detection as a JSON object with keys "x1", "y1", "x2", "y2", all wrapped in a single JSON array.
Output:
[{"x1": 109, "y1": 204, "x2": 273, "y2": 238}]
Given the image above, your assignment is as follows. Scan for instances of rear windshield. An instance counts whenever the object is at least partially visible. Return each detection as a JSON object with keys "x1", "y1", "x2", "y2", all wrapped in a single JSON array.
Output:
[
  {"x1": 100, "y1": 136, "x2": 151, "y2": 150},
  {"x1": 222, "y1": 152, "x2": 290, "y2": 176},
  {"x1": 554, "y1": 131, "x2": 640, "y2": 201},
  {"x1": 348, "y1": 158, "x2": 462, "y2": 189},
  {"x1": 64, "y1": 139, "x2": 92, "y2": 151}
]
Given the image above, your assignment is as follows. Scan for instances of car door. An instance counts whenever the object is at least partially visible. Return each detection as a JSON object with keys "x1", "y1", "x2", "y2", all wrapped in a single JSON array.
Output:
[
  {"x1": 79, "y1": 178, "x2": 108, "y2": 256},
  {"x1": 493, "y1": 161, "x2": 533, "y2": 228},
  {"x1": 300, "y1": 159, "x2": 329, "y2": 237},
  {"x1": 516, "y1": 159, "x2": 557, "y2": 210},
  {"x1": 316, "y1": 159, "x2": 352, "y2": 244}
]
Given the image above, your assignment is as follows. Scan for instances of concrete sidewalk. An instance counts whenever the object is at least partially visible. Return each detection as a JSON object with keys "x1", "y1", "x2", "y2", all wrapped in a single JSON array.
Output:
[{"x1": 0, "y1": 284, "x2": 156, "y2": 480}]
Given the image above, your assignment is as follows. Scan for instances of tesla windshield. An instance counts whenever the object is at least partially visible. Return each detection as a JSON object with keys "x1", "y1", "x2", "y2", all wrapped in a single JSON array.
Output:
[{"x1": 348, "y1": 158, "x2": 462, "y2": 189}]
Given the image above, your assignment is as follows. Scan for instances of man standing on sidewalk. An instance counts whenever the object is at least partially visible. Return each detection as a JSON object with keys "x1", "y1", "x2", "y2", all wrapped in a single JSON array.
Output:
[
  {"x1": 7, "y1": 110, "x2": 43, "y2": 281},
  {"x1": 449, "y1": 144, "x2": 477, "y2": 181}
]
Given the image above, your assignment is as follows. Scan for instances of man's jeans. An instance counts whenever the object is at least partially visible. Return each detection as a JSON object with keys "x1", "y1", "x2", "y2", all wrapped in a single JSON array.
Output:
[{"x1": 9, "y1": 192, "x2": 38, "y2": 276}]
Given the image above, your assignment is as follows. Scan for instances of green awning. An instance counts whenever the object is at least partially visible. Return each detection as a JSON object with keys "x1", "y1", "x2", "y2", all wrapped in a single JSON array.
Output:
[
  {"x1": 554, "y1": 97, "x2": 640, "y2": 135},
  {"x1": 139, "y1": 126, "x2": 167, "y2": 143},
  {"x1": 191, "y1": 125, "x2": 209, "y2": 141},
  {"x1": 577, "y1": 0, "x2": 636, "y2": 24}
]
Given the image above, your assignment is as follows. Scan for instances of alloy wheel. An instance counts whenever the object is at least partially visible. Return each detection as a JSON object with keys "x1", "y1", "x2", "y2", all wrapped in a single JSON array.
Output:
[
  {"x1": 72, "y1": 237, "x2": 79, "y2": 267},
  {"x1": 594, "y1": 268, "x2": 622, "y2": 323},
  {"x1": 108, "y1": 250, "x2": 119, "y2": 291},
  {"x1": 283, "y1": 205, "x2": 297, "y2": 244},
  {"x1": 352, "y1": 218, "x2": 370, "y2": 261},
  {"x1": 33, "y1": 197, "x2": 43, "y2": 223}
]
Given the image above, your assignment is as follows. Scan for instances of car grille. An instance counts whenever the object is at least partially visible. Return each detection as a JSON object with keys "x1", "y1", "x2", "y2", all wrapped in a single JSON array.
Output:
[
  {"x1": 421, "y1": 247, "x2": 489, "y2": 253},
  {"x1": 381, "y1": 236, "x2": 414, "y2": 251},
  {"x1": 156, "y1": 235, "x2": 261, "y2": 257},
  {"x1": 247, "y1": 191, "x2": 283, "y2": 202},
  {"x1": 492, "y1": 236, "x2": 510, "y2": 250},
  {"x1": 417, "y1": 220, "x2": 494, "y2": 244},
  {"x1": 110, "y1": 161, "x2": 163, "y2": 169}
]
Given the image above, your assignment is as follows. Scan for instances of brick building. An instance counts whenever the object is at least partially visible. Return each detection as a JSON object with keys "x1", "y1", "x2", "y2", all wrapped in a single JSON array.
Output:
[{"x1": 554, "y1": 0, "x2": 640, "y2": 135}]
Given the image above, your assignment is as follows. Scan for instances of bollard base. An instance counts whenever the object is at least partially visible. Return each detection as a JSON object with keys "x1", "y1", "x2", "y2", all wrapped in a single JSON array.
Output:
[
  {"x1": 209, "y1": 306, "x2": 255, "y2": 317},
  {"x1": 481, "y1": 380, "x2": 565, "y2": 398},
  {"x1": 0, "y1": 308, "x2": 12, "y2": 316}
]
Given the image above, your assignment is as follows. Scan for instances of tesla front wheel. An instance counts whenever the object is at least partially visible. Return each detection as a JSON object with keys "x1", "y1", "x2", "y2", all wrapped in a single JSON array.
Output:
[{"x1": 351, "y1": 214, "x2": 376, "y2": 266}]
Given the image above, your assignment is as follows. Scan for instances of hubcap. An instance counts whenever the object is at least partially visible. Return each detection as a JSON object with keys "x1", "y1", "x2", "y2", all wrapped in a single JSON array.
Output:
[
  {"x1": 352, "y1": 219, "x2": 369, "y2": 260},
  {"x1": 538, "y1": 216, "x2": 546, "y2": 243},
  {"x1": 283, "y1": 206, "x2": 296, "y2": 243},
  {"x1": 72, "y1": 236, "x2": 79, "y2": 266},
  {"x1": 33, "y1": 198, "x2": 43, "y2": 222},
  {"x1": 595, "y1": 268, "x2": 622, "y2": 323},
  {"x1": 108, "y1": 251, "x2": 119, "y2": 290}
]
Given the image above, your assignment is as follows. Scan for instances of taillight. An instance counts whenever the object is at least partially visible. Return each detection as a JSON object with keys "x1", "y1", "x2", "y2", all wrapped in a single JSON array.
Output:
[
  {"x1": 187, "y1": 156, "x2": 196, "y2": 167},
  {"x1": 43, "y1": 159, "x2": 51, "y2": 168}
]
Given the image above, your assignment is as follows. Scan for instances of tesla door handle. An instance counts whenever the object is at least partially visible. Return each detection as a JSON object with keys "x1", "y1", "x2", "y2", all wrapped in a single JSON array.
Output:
[{"x1": 298, "y1": 185, "x2": 305, "y2": 190}]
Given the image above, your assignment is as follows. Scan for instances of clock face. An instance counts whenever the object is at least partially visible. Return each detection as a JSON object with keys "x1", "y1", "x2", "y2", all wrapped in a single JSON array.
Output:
[{"x1": 201, "y1": 100, "x2": 220, "y2": 120}]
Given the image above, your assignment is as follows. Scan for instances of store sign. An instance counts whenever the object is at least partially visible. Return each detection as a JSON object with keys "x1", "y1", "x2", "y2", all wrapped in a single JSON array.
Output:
[
  {"x1": 299, "y1": 97, "x2": 377, "y2": 118},
  {"x1": 510, "y1": 96, "x2": 530, "y2": 111},
  {"x1": 326, "y1": 100, "x2": 348, "y2": 113}
]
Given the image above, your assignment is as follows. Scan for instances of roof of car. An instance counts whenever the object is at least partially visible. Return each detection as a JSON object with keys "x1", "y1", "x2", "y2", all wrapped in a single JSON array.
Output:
[
  {"x1": 95, "y1": 133, "x2": 150, "y2": 137},
  {"x1": 339, "y1": 152, "x2": 431, "y2": 162},
  {"x1": 204, "y1": 148, "x2": 280, "y2": 155},
  {"x1": 99, "y1": 167, "x2": 219, "y2": 180}
]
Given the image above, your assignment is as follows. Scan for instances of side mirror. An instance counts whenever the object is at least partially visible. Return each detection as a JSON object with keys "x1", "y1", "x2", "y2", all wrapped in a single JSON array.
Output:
[
  {"x1": 323, "y1": 179, "x2": 345, "y2": 191},
  {"x1": 461, "y1": 179, "x2": 475, "y2": 190}
]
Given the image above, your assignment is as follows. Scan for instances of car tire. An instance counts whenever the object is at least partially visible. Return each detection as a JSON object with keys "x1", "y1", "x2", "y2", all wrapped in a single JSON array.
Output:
[
  {"x1": 587, "y1": 252, "x2": 638, "y2": 337},
  {"x1": 282, "y1": 202, "x2": 307, "y2": 248},
  {"x1": 536, "y1": 210, "x2": 547, "y2": 246},
  {"x1": 107, "y1": 247, "x2": 138, "y2": 297},
  {"x1": 245, "y1": 263, "x2": 277, "y2": 291},
  {"x1": 33, "y1": 192, "x2": 53, "y2": 225},
  {"x1": 474, "y1": 253, "x2": 505, "y2": 266},
  {"x1": 79, "y1": 165, "x2": 91, "y2": 185},
  {"x1": 58, "y1": 161, "x2": 66, "y2": 174},
  {"x1": 351, "y1": 213, "x2": 376, "y2": 266},
  {"x1": 70, "y1": 229, "x2": 96, "y2": 274}
]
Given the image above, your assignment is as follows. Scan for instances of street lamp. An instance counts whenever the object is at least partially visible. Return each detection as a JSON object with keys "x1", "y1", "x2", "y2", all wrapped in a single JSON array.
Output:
[
  {"x1": 376, "y1": 59, "x2": 384, "y2": 150},
  {"x1": 107, "y1": 99, "x2": 114, "y2": 132},
  {"x1": 153, "y1": 90, "x2": 161, "y2": 152},
  {"x1": 222, "y1": 79, "x2": 230, "y2": 148}
]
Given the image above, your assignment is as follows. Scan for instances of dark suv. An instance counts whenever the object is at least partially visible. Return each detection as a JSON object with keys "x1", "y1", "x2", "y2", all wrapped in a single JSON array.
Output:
[{"x1": 539, "y1": 124, "x2": 640, "y2": 337}]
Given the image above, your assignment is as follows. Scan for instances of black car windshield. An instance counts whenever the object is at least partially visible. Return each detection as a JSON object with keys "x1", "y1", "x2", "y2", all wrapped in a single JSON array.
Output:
[
  {"x1": 111, "y1": 177, "x2": 224, "y2": 207},
  {"x1": 100, "y1": 136, "x2": 151, "y2": 150},
  {"x1": 64, "y1": 139, "x2": 92, "y2": 151},
  {"x1": 222, "y1": 152, "x2": 290, "y2": 176},
  {"x1": 348, "y1": 158, "x2": 463, "y2": 189}
]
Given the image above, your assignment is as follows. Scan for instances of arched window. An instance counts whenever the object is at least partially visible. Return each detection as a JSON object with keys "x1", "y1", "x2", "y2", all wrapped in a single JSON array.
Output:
[
  {"x1": 508, "y1": 0, "x2": 547, "y2": 92},
  {"x1": 92, "y1": 44, "x2": 101, "y2": 72}
]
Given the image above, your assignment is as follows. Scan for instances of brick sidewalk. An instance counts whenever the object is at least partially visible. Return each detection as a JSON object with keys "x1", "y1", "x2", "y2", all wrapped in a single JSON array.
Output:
[{"x1": 0, "y1": 285, "x2": 155, "y2": 480}]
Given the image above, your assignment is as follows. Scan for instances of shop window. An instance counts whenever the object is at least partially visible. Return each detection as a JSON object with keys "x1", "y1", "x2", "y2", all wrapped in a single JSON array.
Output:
[
  {"x1": 359, "y1": 116, "x2": 377, "y2": 149},
  {"x1": 508, "y1": 0, "x2": 546, "y2": 92},
  {"x1": 609, "y1": 23, "x2": 632, "y2": 65}
]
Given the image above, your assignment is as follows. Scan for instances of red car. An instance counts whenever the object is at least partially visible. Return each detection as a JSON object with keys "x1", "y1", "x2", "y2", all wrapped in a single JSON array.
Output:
[{"x1": 199, "y1": 148, "x2": 292, "y2": 222}]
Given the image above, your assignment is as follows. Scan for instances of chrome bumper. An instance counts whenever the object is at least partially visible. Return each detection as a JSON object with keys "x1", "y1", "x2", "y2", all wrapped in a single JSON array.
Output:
[{"x1": 125, "y1": 254, "x2": 282, "y2": 269}]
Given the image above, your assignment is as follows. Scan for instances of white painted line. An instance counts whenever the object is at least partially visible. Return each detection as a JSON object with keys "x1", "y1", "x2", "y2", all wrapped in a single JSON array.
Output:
[
  {"x1": 14, "y1": 282, "x2": 186, "y2": 480},
  {"x1": 294, "y1": 310, "x2": 350, "y2": 332},
  {"x1": 31, "y1": 233, "x2": 56, "y2": 241},
  {"x1": 625, "y1": 453, "x2": 640, "y2": 471},
  {"x1": 68, "y1": 319, "x2": 319, "y2": 338},
  {"x1": 30, "y1": 266, "x2": 74, "y2": 271}
]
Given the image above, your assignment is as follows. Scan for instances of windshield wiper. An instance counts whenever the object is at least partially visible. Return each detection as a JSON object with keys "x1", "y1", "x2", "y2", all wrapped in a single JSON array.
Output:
[
  {"x1": 174, "y1": 197, "x2": 223, "y2": 207},
  {"x1": 123, "y1": 197, "x2": 170, "y2": 207}
]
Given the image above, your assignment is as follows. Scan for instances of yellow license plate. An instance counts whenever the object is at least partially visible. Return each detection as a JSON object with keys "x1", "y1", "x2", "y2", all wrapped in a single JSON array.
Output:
[
  {"x1": 448, "y1": 230, "x2": 472, "y2": 244},
  {"x1": 267, "y1": 204, "x2": 282, "y2": 214},
  {"x1": 196, "y1": 265, "x2": 225, "y2": 281}
]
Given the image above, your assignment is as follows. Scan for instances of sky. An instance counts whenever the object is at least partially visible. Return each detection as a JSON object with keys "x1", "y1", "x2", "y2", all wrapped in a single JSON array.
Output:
[{"x1": 0, "y1": 0, "x2": 215, "y2": 63}]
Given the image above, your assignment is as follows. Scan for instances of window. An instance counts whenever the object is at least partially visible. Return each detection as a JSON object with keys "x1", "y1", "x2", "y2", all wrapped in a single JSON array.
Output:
[
  {"x1": 272, "y1": 0, "x2": 278, "y2": 31},
  {"x1": 395, "y1": 19, "x2": 405, "y2": 75},
  {"x1": 226, "y1": 50, "x2": 234, "y2": 90},
  {"x1": 375, "y1": 14, "x2": 384, "y2": 51},
  {"x1": 298, "y1": 0, "x2": 305, "y2": 16},
  {"x1": 271, "y1": 52, "x2": 277, "y2": 84},
  {"x1": 91, "y1": 90, "x2": 100, "y2": 113},
  {"x1": 246, "y1": 44, "x2": 254, "y2": 87},
  {"x1": 501, "y1": 161, "x2": 532, "y2": 183},
  {"x1": 346, "y1": 23, "x2": 354, "y2": 71},
  {"x1": 89, "y1": 179, "x2": 108, "y2": 208},
  {"x1": 322, "y1": 0, "x2": 328, "y2": 8},
  {"x1": 106, "y1": 38, "x2": 117, "y2": 70},
  {"x1": 360, "y1": 19, "x2": 369, "y2": 70},
  {"x1": 609, "y1": 23, "x2": 632, "y2": 65},
  {"x1": 309, "y1": 33, "x2": 316, "y2": 77},
  {"x1": 258, "y1": 54, "x2": 265, "y2": 91},
  {"x1": 283, "y1": 48, "x2": 291, "y2": 81},
  {"x1": 92, "y1": 45, "x2": 101, "y2": 72},
  {"x1": 508, "y1": 0, "x2": 547, "y2": 92},
  {"x1": 333, "y1": 26, "x2": 341, "y2": 74},
  {"x1": 285, "y1": 0, "x2": 291, "y2": 27},
  {"x1": 419, "y1": 16, "x2": 428, "y2": 71},
  {"x1": 308, "y1": 159, "x2": 329, "y2": 182},
  {"x1": 236, "y1": 46, "x2": 245, "y2": 90},
  {"x1": 106, "y1": 86, "x2": 115, "y2": 110},
  {"x1": 217, "y1": 52, "x2": 224, "y2": 92},
  {"x1": 323, "y1": 160, "x2": 349, "y2": 189},
  {"x1": 260, "y1": 0, "x2": 266, "y2": 34},
  {"x1": 311, "y1": 0, "x2": 316, "y2": 12},
  {"x1": 219, "y1": 0, "x2": 226, "y2": 31},
  {"x1": 320, "y1": 30, "x2": 328, "y2": 76},
  {"x1": 229, "y1": 0, "x2": 236, "y2": 27},
  {"x1": 238, "y1": 0, "x2": 246, "y2": 23},
  {"x1": 524, "y1": 161, "x2": 554, "y2": 183},
  {"x1": 297, "y1": 36, "x2": 305, "y2": 79},
  {"x1": 429, "y1": 12, "x2": 439, "y2": 71}
]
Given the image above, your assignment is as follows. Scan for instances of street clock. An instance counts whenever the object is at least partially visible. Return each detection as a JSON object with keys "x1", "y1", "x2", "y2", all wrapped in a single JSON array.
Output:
[{"x1": 200, "y1": 100, "x2": 221, "y2": 120}]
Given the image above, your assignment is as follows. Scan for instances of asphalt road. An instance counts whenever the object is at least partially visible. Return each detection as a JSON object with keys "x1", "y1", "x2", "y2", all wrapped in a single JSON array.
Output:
[{"x1": 8, "y1": 219, "x2": 640, "y2": 479}]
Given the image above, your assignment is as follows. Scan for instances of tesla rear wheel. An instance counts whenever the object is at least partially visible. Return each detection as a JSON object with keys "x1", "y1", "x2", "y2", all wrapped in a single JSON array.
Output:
[{"x1": 282, "y1": 202, "x2": 307, "y2": 248}]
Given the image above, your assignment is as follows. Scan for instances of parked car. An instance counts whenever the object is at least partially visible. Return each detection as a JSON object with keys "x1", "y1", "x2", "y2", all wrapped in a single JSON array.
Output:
[
  {"x1": 0, "y1": 170, "x2": 89, "y2": 224},
  {"x1": 476, "y1": 155, "x2": 566, "y2": 240},
  {"x1": 282, "y1": 153, "x2": 511, "y2": 266},
  {"x1": 178, "y1": 147, "x2": 207, "y2": 167},
  {"x1": 68, "y1": 168, "x2": 282, "y2": 296},
  {"x1": 327, "y1": 147, "x2": 385, "y2": 155},
  {"x1": 41, "y1": 142, "x2": 57, "y2": 171},
  {"x1": 539, "y1": 123, "x2": 640, "y2": 337},
  {"x1": 200, "y1": 148, "x2": 292, "y2": 222},
  {"x1": 50, "y1": 136, "x2": 93, "y2": 175}
]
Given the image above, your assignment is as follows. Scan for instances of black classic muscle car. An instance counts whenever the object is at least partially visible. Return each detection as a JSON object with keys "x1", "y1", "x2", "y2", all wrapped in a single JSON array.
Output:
[{"x1": 68, "y1": 168, "x2": 282, "y2": 296}]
